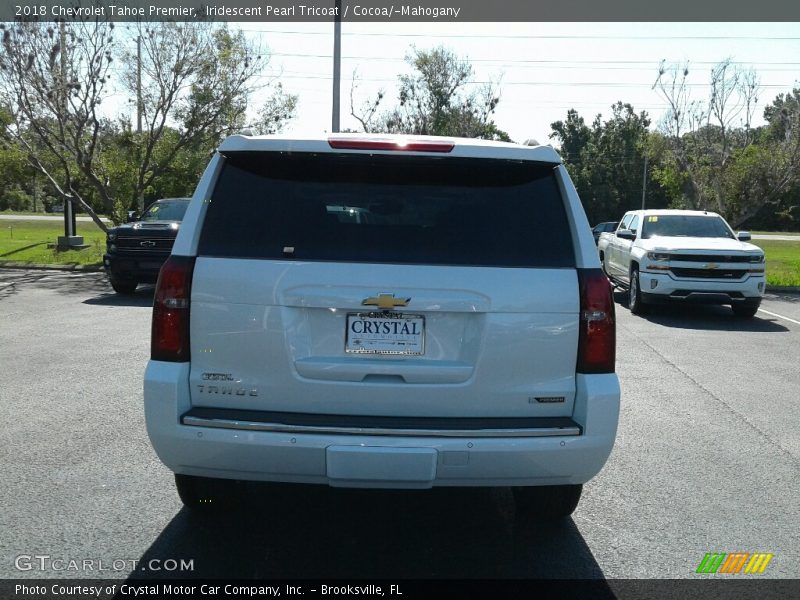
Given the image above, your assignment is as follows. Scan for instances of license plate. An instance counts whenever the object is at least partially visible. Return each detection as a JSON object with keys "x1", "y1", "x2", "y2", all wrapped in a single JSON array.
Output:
[
  {"x1": 345, "y1": 312, "x2": 425, "y2": 355},
  {"x1": 139, "y1": 261, "x2": 164, "y2": 270}
]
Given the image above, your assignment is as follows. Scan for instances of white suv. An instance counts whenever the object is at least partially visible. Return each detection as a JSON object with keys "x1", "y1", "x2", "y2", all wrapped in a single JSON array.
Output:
[{"x1": 143, "y1": 134, "x2": 620, "y2": 520}]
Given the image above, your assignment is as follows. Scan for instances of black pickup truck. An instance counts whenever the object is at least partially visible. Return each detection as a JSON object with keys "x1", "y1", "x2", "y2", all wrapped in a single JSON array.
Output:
[{"x1": 103, "y1": 198, "x2": 190, "y2": 294}]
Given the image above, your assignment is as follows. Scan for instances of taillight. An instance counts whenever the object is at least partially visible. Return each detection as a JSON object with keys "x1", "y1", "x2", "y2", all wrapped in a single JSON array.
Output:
[
  {"x1": 151, "y1": 256, "x2": 195, "y2": 362},
  {"x1": 577, "y1": 268, "x2": 616, "y2": 374},
  {"x1": 327, "y1": 137, "x2": 454, "y2": 153}
]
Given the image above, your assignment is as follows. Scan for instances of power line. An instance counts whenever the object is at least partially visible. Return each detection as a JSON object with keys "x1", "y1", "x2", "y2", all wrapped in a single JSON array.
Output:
[
  {"x1": 263, "y1": 51, "x2": 800, "y2": 67},
  {"x1": 253, "y1": 73, "x2": 797, "y2": 88},
  {"x1": 236, "y1": 28, "x2": 800, "y2": 41},
  {"x1": 263, "y1": 63, "x2": 800, "y2": 74},
  {"x1": 113, "y1": 31, "x2": 800, "y2": 68}
]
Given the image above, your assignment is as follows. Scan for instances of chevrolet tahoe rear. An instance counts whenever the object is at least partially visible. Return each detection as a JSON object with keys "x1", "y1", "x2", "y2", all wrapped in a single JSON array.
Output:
[{"x1": 143, "y1": 134, "x2": 621, "y2": 520}]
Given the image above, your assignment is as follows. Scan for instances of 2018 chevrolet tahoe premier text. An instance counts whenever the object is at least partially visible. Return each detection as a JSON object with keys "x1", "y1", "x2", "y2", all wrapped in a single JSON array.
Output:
[
  {"x1": 597, "y1": 209, "x2": 765, "y2": 317},
  {"x1": 143, "y1": 134, "x2": 621, "y2": 520}
]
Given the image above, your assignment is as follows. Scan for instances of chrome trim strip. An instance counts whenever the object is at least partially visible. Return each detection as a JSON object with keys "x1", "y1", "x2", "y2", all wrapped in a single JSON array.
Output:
[
  {"x1": 182, "y1": 416, "x2": 581, "y2": 438},
  {"x1": 111, "y1": 248, "x2": 171, "y2": 253}
]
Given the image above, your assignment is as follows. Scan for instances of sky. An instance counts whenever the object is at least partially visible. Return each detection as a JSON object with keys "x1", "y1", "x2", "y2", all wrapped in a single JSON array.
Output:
[{"x1": 114, "y1": 21, "x2": 800, "y2": 145}]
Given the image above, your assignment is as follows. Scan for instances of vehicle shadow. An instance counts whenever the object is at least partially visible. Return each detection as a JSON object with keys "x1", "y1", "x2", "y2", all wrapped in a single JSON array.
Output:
[
  {"x1": 611, "y1": 290, "x2": 789, "y2": 332},
  {"x1": 83, "y1": 285, "x2": 155, "y2": 308},
  {"x1": 0, "y1": 268, "x2": 157, "y2": 306},
  {"x1": 126, "y1": 484, "x2": 610, "y2": 581}
]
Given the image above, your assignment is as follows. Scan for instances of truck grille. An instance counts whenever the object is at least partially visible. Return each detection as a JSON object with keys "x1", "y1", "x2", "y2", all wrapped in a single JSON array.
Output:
[
  {"x1": 115, "y1": 237, "x2": 174, "y2": 253},
  {"x1": 670, "y1": 254, "x2": 752, "y2": 263},
  {"x1": 670, "y1": 268, "x2": 746, "y2": 279}
]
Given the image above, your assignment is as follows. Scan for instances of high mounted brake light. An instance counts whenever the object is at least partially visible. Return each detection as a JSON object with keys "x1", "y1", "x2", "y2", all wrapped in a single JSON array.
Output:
[
  {"x1": 327, "y1": 138, "x2": 455, "y2": 153},
  {"x1": 576, "y1": 268, "x2": 616, "y2": 374},
  {"x1": 151, "y1": 255, "x2": 195, "y2": 362}
]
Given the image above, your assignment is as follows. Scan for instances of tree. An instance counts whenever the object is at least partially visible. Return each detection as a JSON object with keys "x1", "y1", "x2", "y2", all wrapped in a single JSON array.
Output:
[
  {"x1": 550, "y1": 109, "x2": 591, "y2": 163},
  {"x1": 0, "y1": 20, "x2": 298, "y2": 231},
  {"x1": 0, "y1": 19, "x2": 116, "y2": 230},
  {"x1": 549, "y1": 109, "x2": 592, "y2": 218},
  {"x1": 256, "y1": 82, "x2": 297, "y2": 134},
  {"x1": 550, "y1": 103, "x2": 668, "y2": 224},
  {"x1": 122, "y1": 22, "x2": 297, "y2": 211},
  {"x1": 738, "y1": 88, "x2": 800, "y2": 227},
  {"x1": 652, "y1": 59, "x2": 800, "y2": 227},
  {"x1": 351, "y1": 46, "x2": 510, "y2": 141},
  {"x1": 752, "y1": 89, "x2": 800, "y2": 228},
  {"x1": 0, "y1": 107, "x2": 31, "y2": 210},
  {"x1": 764, "y1": 88, "x2": 800, "y2": 142},
  {"x1": 100, "y1": 122, "x2": 211, "y2": 213}
]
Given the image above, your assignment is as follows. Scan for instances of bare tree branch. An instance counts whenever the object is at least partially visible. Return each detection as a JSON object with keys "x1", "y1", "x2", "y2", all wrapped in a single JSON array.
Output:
[
  {"x1": 0, "y1": 20, "x2": 114, "y2": 231},
  {"x1": 653, "y1": 59, "x2": 796, "y2": 227},
  {"x1": 123, "y1": 22, "x2": 286, "y2": 201},
  {"x1": 349, "y1": 68, "x2": 383, "y2": 133},
  {"x1": 351, "y1": 46, "x2": 508, "y2": 140}
]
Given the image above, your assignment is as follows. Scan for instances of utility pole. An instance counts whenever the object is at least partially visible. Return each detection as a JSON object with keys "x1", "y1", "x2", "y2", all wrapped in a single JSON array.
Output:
[
  {"x1": 61, "y1": 21, "x2": 72, "y2": 238},
  {"x1": 136, "y1": 35, "x2": 143, "y2": 134},
  {"x1": 641, "y1": 155, "x2": 648, "y2": 210},
  {"x1": 136, "y1": 34, "x2": 144, "y2": 212},
  {"x1": 56, "y1": 20, "x2": 83, "y2": 249},
  {"x1": 331, "y1": 0, "x2": 341, "y2": 133}
]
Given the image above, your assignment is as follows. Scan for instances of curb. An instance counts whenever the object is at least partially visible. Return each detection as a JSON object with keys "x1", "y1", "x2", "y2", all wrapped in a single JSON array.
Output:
[
  {"x1": 0, "y1": 262, "x2": 104, "y2": 273},
  {"x1": 766, "y1": 285, "x2": 800, "y2": 294}
]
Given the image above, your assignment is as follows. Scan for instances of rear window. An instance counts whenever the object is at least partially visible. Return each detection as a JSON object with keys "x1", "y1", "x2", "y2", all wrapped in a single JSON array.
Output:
[
  {"x1": 141, "y1": 199, "x2": 189, "y2": 222},
  {"x1": 197, "y1": 152, "x2": 575, "y2": 268}
]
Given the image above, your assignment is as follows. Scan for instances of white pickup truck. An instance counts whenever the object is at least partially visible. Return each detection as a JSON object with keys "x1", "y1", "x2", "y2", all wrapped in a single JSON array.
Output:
[{"x1": 597, "y1": 209, "x2": 766, "y2": 317}]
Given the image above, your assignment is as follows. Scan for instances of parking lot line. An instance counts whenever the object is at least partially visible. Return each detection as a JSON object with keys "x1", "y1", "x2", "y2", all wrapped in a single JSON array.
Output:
[{"x1": 758, "y1": 308, "x2": 800, "y2": 326}]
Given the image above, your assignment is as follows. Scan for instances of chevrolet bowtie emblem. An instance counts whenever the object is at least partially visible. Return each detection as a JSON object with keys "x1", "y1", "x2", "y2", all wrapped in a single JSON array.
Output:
[
  {"x1": 703, "y1": 263, "x2": 719, "y2": 269},
  {"x1": 362, "y1": 293, "x2": 410, "y2": 310}
]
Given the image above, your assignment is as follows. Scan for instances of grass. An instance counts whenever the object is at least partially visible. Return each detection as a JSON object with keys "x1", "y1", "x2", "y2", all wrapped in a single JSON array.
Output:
[
  {"x1": 754, "y1": 240, "x2": 800, "y2": 287},
  {"x1": 0, "y1": 219, "x2": 105, "y2": 267},
  {"x1": 1, "y1": 209, "x2": 50, "y2": 215},
  {"x1": 752, "y1": 230, "x2": 800, "y2": 236}
]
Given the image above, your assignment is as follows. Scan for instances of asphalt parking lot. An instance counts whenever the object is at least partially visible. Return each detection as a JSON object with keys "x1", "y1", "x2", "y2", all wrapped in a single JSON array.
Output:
[{"x1": 0, "y1": 268, "x2": 797, "y2": 580}]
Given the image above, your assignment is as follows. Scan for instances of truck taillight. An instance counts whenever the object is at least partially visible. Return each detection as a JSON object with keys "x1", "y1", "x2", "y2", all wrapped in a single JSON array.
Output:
[
  {"x1": 151, "y1": 256, "x2": 195, "y2": 362},
  {"x1": 577, "y1": 268, "x2": 616, "y2": 374}
]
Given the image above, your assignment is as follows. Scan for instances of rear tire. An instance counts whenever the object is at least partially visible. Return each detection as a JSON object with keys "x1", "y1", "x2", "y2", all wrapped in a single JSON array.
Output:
[
  {"x1": 732, "y1": 301, "x2": 760, "y2": 319},
  {"x1": 175, "y1": 474, "x2": 240, "y2": 511},
  {"x1": 629, "y1": 267, "x2": 647, "y2": 315},
  {"x1": 513, "y1": 484, "x2": 582, "y2": 521},
  {"x1": 109, "y1": 274, "x2": 138, "y2": 295}
]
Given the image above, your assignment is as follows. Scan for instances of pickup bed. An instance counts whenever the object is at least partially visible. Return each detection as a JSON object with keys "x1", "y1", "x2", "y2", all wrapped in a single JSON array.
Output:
[{"x1": 597, "y1": 209, "x2": 765, "y2": 317}]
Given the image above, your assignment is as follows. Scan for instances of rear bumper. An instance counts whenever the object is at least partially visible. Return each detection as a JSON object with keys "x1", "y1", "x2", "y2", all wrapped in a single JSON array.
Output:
[
  {"x1": 639, "y1": 270, "x2": 764, "y2": 305},
  {"x1": 144, "y1": 362, "x2": 620, "y2": 489}
]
